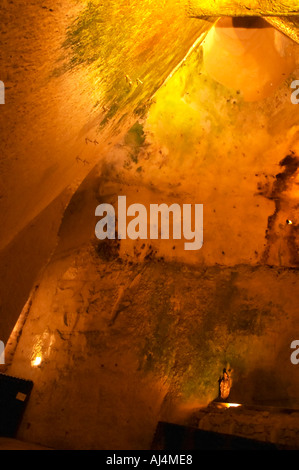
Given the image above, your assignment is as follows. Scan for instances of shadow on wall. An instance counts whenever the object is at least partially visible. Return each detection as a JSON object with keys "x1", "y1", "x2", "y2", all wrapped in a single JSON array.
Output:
[{"x1": 230, "y1": 367, "x2": 294, "y2": 407}]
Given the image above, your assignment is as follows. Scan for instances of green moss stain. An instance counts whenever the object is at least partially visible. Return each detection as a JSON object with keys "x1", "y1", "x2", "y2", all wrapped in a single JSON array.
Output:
[
  {"x1": 136, "y1": 265, "x2": 277, "y2": 402},
  {"x1": 123, "y1": 122, "x2": 146, "y2": 166},
  {"x1": 55, "y1": 0, "x2": 214, "y2": 129},
  {"x1": 124, "y1": 122, "x2": 145, "y2": 148}
]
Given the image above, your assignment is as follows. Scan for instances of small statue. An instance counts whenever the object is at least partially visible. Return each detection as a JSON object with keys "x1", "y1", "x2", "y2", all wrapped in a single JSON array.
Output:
[{"x1": 218, "y1": 368, "x2": 232, "y2": 400}]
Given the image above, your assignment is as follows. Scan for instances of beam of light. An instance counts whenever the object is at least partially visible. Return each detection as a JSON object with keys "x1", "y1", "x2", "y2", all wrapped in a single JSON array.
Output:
[
  {"x1": 202, "y1": 17, "x2": 296, "y2": 101},
  {"x1": 31, "y1": 356, "x2": 42, "y2": 367},
  {"x1": 216, "y1": 402, "x2": 242, "y2": 408}
]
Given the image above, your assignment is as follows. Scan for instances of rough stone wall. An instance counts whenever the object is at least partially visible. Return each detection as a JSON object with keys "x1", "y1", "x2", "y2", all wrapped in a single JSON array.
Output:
[
  {"x1": 0, "y1": 0, "x2": 215, "y2": 344},
  {"x1": 191, "y1": 405, "x2": 299, "y2": 449},
  {"x1": 1, "y1": 1, "x2": 299, "y2": 451},
  {"x1": 6, "y1": 165, "x2": 299, "y2": 449}
]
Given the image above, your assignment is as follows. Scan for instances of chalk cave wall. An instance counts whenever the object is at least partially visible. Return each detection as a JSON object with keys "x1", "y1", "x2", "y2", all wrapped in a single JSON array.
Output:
[
  {"x1": 5, "y1": 36, "x2": 299, "y2": 450},
  {"x1": 0, "y1": 0, "x2": 214, "y2": 346}
]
